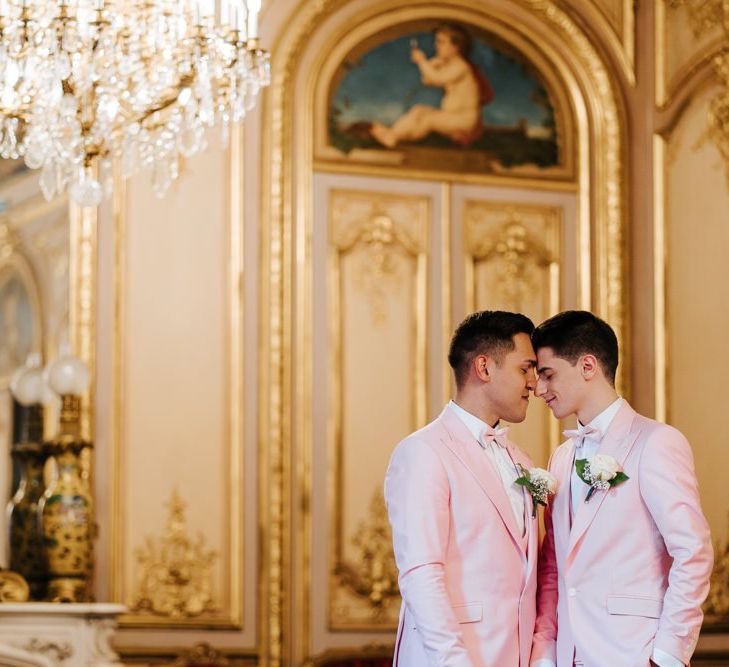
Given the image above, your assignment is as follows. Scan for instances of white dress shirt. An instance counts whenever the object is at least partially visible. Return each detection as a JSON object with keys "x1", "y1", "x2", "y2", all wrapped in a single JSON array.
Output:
[
  {"x1": 569, "y1": 397, "x2": 623, "y2": 515},
  {"x1": 448, "y1": 400, "x2": 525, "y2": 536},
  {"x1": 532, "y1": 397, "x2": 684, "y2": 667}
]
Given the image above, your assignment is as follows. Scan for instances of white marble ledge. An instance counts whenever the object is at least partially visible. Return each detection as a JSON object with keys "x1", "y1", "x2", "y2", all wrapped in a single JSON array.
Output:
[{"x1": 0, "y1": 603, "x2": 128, "y2": 666}]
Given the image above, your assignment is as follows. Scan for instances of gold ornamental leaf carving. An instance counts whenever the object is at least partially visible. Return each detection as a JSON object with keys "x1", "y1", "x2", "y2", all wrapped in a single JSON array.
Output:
[
  {"x1": 334, "y1": 490, "x2": 399, "y2": 620},
  {"x1": 466, "y1": 207, "x2": 556, "y2": 312},
  {"x1": 672, "y1": 0, "x2": 729, "y2": 189},
  {"x1": 171, "y1": 642, "x2": 230, "y2": 666},
  {"x1": 670, "y1": 0, "x2": 727, "y2": 37},
  {"x1": 331, "y1": 192, "x2": 427, "y2": 325},
  {"x1": 131, "y1": 490, "x2": 219, "y2": 618}
]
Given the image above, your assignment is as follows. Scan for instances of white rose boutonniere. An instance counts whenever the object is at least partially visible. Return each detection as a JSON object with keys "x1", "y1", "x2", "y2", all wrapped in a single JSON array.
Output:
[
  {"x1": 515, "y1": 465, "x2": 558, "y2": 517},
  {"x1": 575, "y1": 454, "x2": 629, "y2": 502}
]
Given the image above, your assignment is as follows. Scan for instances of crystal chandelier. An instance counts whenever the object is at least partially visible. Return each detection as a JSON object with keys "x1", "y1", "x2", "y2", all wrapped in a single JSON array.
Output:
[{"x1": 0, "y1": 0, "x2": 269, "y2": 207}]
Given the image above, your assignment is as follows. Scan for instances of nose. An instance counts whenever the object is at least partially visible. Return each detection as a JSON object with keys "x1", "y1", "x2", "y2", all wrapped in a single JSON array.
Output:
[
  {"x1": 526, "y1": 370, "x2": 536, "y2": 392},
  {"x1": 535, "y1": 376, "x2": 546, "y2": 397}
]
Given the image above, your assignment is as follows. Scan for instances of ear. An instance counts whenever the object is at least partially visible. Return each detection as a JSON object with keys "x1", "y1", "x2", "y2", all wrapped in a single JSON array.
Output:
[
  {"x1": 473, "y1": 354, "x2": 493, "y2": 383},
  {"x1": 579, "y1": 354, "x2": 599, "y2": 380}
]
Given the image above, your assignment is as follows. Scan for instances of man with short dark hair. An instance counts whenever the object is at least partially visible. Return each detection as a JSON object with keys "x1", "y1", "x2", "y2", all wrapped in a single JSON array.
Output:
[
  {"x1": 529, "y1": 310, "x2": 713, "y2": 667},
  {"x1": 386, "y1": 310, "x2": 540, "y2": 666}
]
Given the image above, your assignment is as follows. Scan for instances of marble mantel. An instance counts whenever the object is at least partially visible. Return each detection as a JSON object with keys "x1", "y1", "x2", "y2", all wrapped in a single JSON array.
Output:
[{"x1": 0, "y1": 603, "x2": 126, "y2": 667}]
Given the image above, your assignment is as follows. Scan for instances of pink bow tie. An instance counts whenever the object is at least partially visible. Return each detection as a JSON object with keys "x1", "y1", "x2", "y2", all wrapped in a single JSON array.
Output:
[
  {"x1": 480, "y1": 424, "x2": 509, "y2": 448},
  {"x1": 563, "y1": 424, "x2": 603, "y2": 447}
]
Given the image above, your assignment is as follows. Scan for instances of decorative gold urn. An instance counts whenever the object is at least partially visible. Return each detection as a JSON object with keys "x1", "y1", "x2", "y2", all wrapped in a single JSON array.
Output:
[
  {"x1": 39, "y1": 394, "x2": 94, "y2": 603},
  {"x1": 7, "y1": 401, "x2": 47, "y2": 600}
]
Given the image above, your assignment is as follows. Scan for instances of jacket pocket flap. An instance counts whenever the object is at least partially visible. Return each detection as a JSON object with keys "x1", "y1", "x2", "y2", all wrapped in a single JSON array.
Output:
[
  {"x1": 453, "y1": 602, "x2": 482, "y2": 624},
  {"x1": 607, "y1": 595, "x2": 663, "y2": 618}
]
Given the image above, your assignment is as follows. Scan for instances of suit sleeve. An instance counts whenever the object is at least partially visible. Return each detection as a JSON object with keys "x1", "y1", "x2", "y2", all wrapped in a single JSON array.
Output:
[
  {"x1": 639, "y1": 426, "x2": 714, "y2": 665},
  {"x1": 384, "y1": 437, "x2": 474, "y2": 667},
  {"x1": 530, "y1": 451, "x2": 559, "y2": 666}
]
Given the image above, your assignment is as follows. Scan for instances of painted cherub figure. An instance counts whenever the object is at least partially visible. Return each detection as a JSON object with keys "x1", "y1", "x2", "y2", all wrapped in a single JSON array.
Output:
[{"x1": 370, "y1": 22, "x2": 493, "y2": 149}]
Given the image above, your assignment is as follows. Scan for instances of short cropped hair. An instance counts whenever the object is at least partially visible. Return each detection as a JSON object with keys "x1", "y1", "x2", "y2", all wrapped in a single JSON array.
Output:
[
  {"x1": 448, "y1": 310, "x2": 535, "y2": 389},
  {"x1": 531, "y1": 310, "x2": 618, "y2": 384}
]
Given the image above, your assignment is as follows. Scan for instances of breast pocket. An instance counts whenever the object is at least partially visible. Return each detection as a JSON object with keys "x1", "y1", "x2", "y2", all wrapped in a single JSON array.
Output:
[{"x1": 607, "y1": 595, "x2": 663, "y2": 619}]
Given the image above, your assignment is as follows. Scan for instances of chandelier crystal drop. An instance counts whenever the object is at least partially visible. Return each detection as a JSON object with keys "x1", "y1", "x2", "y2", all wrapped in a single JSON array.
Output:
[{"x1": 0, "y1": 0, "x2": 269, "y2": 206}]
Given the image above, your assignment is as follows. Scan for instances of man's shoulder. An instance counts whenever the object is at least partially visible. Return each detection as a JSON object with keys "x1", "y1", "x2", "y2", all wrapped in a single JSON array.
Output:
[
  {"x1": 396, "y1": 414, "x2": 449, "y2": 450},
  {"x1": 631, "y1": 412, "x2": 690, "y2": 451}
]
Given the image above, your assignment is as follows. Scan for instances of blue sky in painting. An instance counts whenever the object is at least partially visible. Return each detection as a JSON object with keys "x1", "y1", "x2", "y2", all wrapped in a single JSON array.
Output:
[{"x1": 332, "y1": 32, "x2": 553, "y2": 129}]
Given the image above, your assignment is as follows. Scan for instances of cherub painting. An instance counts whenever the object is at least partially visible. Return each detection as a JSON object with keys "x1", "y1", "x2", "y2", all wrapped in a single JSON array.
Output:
[
  {"x1": 370, "y1": 23, "x2": 493, "y2": 149},
  {"x1": 324, "y1": 21, "x2": 562, "y2": 174}
]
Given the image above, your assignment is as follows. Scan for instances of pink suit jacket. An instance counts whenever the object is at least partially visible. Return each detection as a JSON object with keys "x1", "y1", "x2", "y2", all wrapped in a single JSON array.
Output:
[
  {"x1": 531, "y1": 401, "x2": 713, "y2": 667},
  {"x1": 385, "y1": 405, "x2": 538, "y2": 667}
]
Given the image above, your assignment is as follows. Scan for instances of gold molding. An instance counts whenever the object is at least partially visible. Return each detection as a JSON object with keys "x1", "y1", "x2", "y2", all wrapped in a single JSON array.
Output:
[
  {"x1": 652, "y1": 135, "x2": 667, "y2": 423},
  {"x1": 314, "y1": 160, "x2": 580, "y2": 192},
  {"x1": 68, "y1": 200, "x2": 96, "y2": 442},
  {"x1": 267, "y1": 0, "x2": 627, "y2": 661},
  {"x1": 441, "y1": 183, "x2": 452, "y2": 407},
  {"x1": 327, "y1": 188, "x2": 428, "y2": 632},
  {"x1": 573, "y1": 0, "x2": 636, "y2": 88},
  {"x1": 110, "y1": 127, "x2": 246, "y2": 630}
]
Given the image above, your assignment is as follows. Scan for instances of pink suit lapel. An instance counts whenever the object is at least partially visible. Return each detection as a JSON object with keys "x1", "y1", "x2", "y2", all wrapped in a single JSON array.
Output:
[
  {"x1": 439, "y1": 407, "x2": 525, "y2": 551},
  {"x1": 505, "y1": 437, "x2": 538, "y2": 566},
  {"x1": 552, "y1": 440, "x2": 575, "y2": 561},
  {"x1": 566, "y1": 402, "x2": 642, "y2": 563}
]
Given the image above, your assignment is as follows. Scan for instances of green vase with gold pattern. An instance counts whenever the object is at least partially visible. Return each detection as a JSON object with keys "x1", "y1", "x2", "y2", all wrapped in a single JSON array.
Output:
[{"x1": 39, "y1": 395, "x2": 93, "y2": 602}]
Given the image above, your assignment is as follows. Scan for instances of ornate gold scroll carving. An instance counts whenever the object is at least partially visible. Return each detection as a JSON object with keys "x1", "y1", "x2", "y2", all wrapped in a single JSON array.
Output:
[
  {"x1": 131, "y1": 491, "x2": 219, "y2": 618},
  {"x1": 333, "y1": 491, "x2": 399, "y2": 620}
]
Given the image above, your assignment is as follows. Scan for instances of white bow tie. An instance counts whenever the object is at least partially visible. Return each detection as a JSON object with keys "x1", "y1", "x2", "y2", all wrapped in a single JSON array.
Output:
[{"x1": 563, "y1": 423, "x2": 603, "y2": 447}]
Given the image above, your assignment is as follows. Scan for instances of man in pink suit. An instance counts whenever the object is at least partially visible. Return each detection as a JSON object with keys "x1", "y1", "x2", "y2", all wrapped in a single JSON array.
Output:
[
  {"x1": 385, "y1": 310, "x2": 541, "y2": 666},
  {"x1": 530, "y1": 311, "x2": 713, "y2": 667}
]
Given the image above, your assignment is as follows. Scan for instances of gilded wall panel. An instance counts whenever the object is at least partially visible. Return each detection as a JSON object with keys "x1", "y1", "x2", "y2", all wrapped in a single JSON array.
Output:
[
  {"x1": 110, "y1": 143, "x2": 249, "y2": 636},
  {"x1": 658, "y1": 0, "x2": 725, "y2": 107},
  {"x1": 463, "y1": 200, "x2": 561, "y2": 465},
  {"x1": 327, "y1": 189, "x2": 429, "y2": 631},
  {"x1": 662, "y1": 84, "x2": 729, "y2": 618}
]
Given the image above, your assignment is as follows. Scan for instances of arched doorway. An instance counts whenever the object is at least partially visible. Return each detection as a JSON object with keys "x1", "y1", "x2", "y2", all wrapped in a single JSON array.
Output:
[{"x1": 259, "y1": 0, "x2": 628, "y2": 663}]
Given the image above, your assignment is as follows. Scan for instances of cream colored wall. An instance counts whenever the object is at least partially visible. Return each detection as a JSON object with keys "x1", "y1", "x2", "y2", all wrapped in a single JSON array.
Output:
[{"x1": 664, "y1": 82, "x2": 729, "y2": 549}]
